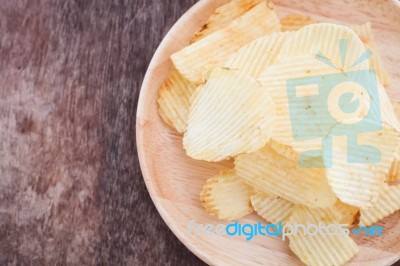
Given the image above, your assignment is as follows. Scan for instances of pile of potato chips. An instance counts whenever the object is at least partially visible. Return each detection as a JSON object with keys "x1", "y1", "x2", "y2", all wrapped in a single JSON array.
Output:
[{"x1": 157, "y1": 1, "x2": 400, "y2": 265}]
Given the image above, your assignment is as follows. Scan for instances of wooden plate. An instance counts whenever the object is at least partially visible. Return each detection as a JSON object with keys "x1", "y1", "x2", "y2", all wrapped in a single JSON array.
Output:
[{"x1": 137, "y1": 0, "x2": 400, "y2": 265}]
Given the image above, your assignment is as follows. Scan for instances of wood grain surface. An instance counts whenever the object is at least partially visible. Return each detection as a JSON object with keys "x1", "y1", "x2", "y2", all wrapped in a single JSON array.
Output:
[{"x1": 0, "y1": 0, "x2": 204, "y2": 265}]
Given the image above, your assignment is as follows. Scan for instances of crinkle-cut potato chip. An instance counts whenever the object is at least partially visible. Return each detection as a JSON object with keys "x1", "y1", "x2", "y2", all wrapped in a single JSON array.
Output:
[
  {"x1": 224, "y1": 32, "x2": 292, "y2": 78},
  {"x1": 184, "y1": 67, "x2": 275, "y2": 162},
  {"x1": 387, "y1": 148, "x2": 400, "y2": 183},
  {"x1": 235, "y1": 145, "x2": 336, "y2": 208},
  {"x1": 200, "y1": 169, "x2": 253, "y2": 221},
  {"x1": 288, "y1": 205, "x2": 359, "y2": 266},
  {"x1": 360, "y1": 183, "x2": 400, "y2": 226},
  {"x1": 377, "y1": 81, "x2": 400, "y2": 132},
  {"x1": 277, "y1": 23, "x2": 369, "y2": 72},
  {"x1": 351, "y1": 22, "x2": 390, "y2": 87},
  {"x1": 334, "y1": 200, "x2": 360, "y2": 226},
  {"x1": 258, "y1": 54, "x2": 399, "y2": 166},
  {"x1": 280, "y1": 13, "x2": 317, "y2": 32},
  {"x1": 158, "y1": 70, "x2": 197, "y2": 133},
  {"x1": 191, "y1": 0, "x2": 264, "y2": 43},
  {"x1": 258, "y1": 54, "x2": 372, "y2": 161},
  {"x1": 325, "y1": 121, "x2": 400, "y2": 208},
  {"x1": 250, "y1": 190, "x2": 294, "y2": 224},
  {"x1": 171, "y1": 1, "x2": 280, "y2": 85}
]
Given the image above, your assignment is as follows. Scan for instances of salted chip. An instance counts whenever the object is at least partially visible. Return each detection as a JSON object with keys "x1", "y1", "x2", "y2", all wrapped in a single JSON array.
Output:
[
  {"x1": 184, "y1": 67, "x2": 275, "y2": 162},
  {"x1": 360, "y1": 183, "x2": 400, "y2": 226},
  {"x1": 258, "y1": 54, "x2": 374, "y2": 163},
  {"x1": 224, "y1": 32, "x2": 292, "y2": 78},
  {"x1": 334, "y1": 200, "x2": 360, "y2": 226},
  {"x1": 325, "y1": 121, "x2": 400, "y2": 208},
  {"x1": 258, "y1": 54, "x2": 400, "y2": 193},
  {"x1": 250, "y1": 190, "x2": 294, "y2": 224},
  {"x1": 191, "y1": 0, "x2": 264, "y2": 43},
  {"x1": 158, "y1": 70, "x2": 197, "y2": 133},
  {"x1": 277, "y1": 23, "x2": 369, "y2": 72},
  {"x1": 235, "y1": 145, "x2": 337, "y2": 208},
  {"x1": 288, "y1": 205, "x2": 359, "y2": 266},
  {"x1": 200, "y1": 169, "x2": 253, "y2": 221},
  {"x1": 280, "y1": 13, "x2": 317, "y2": 32},
  {"x1": 388, "y1": 148, "x2": 400, "y2": 183},
  {"x1": 351, "y1": 23, "x2": 390, "y2": 87},
  {"x1": 171, "y1": 1, "x2": 280, "y2": 84}
]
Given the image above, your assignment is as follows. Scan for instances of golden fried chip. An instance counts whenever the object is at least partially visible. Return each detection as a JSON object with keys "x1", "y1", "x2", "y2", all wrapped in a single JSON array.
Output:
[
  {"x1": 200, "y1": 169, "x2": 253, "y2": 221},
  {"x1": 235, "y1": 145, "x2": 337, "y2": 208},
  {"x1": 360, "y1": 183, "x2": 400, "y2": 226},
  {"x1": 280, "y1": 13, "x2": 317, "y2": 32},
  {"x1": 250, "y1": 190, "x2": 294, "y2": 224},
  {"x1": 158, "y1": 70, "x2": 197, "y2": 133},
  {"x1": 388, "y1": 148, "x2": 400, "y2": 183},
  {"x1": 224, "y1": 32, "x2": 292, "y2": 78},
  {"x1": 191, "y1": 0, "x2": 264, "y2": 43},
  {"x1": 325, "y1": 122, "x2": 400, "y2": 208},
  {"x1": 351, "y1": 23, "x2": 390, "y2": 87},
  {"x1": 334, "y1": 200, "x2": 359, "y2": 226},
  {"x1": 277, "y1": 23, "x2": 369, "y2": 71},
  {"x1": 288, "y1": 205, "x2": 359, "y2": 266},
  {"x1": 258, "y1": 54, "x2": 400, "y2": 207},
  {"x1": 171, "y1": 1, "x2": 280, "y2": 84},
  {"x1": 184, "y1": 67, "x2": 275, "y2": 161},
  {"x1": 258, "y1": 54, "x2": 374, "y2": 162}
]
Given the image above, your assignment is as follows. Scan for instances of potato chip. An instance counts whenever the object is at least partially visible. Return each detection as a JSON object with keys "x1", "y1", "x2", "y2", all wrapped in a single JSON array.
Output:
[
  {"x1": 224, "y1": 32, "x2": 292, "y2": 78},
  {"x1": 200, "y1": 169, "x2": 253, "y2": 220},
  {"x1": 171, "y1": 1, "x2": 280, "y2": 84},
  {"x1": 288, "y1": 205, "x2": 359, "y2": 266},
  {"x1": 277, "y1": 23, "x2": 369, "y2": 72},
  {"x1": 325, "y1": 121, "x2": 400, "y2": 208},
  {"x1": 387, "y1": 148, "x2": 400, "y2": 183},
  {"x1": 184, "y1": 67, "x2": 275, "y2": 161},
  {"x1": 280, "y1": 13, "x2": 317, "y2": 32},
  {"x1": 351, "y1": 23, "x2": 390, "y2": 87},
  {"x1": 235, "y1": 145, "x2": 337, "y2": 208},
  {"x1": 257, "y1": 54, "x2": 376, "y2": 163},
  {"x1": 191, "y1": 0, "x2": 264, "y2": 43},
  {"x1": 359, "y1": 183, "x2": 400, "y2": 226},
  {"x1": 158, "y1": 70, "x2": 197, "y2": 133},
  {"x1": 258, "y1": 54, "x2": 400, "y2": 201},
  {"x1": 250, "y1": 190, "x2": 294, "y2": 224},
  {"x1": 334, "y1": 200, "x2": 360, "y2": 226}
]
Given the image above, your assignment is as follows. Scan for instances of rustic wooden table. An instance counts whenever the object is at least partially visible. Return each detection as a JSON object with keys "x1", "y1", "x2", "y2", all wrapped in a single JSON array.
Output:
[{"x1": 0, "y1": 0, "x2": 205, "y2": 265}]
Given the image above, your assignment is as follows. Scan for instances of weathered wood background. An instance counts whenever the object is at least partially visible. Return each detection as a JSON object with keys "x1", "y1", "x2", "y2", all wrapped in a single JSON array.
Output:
[{"x1": 0, "y1": 0, "x2": 205, "y2": 264}]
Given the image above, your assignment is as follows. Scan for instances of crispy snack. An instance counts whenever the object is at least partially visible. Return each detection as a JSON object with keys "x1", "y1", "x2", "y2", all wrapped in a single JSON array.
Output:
[
  {"x1": 277, "y1": 23, "x2": 369, "y2": 71},
  {"x1": 171, "y1": 1, "x2": 280, "y2": 84},
  {"x1": 224, "y1": 32, "x2": 292, "y2": 78},
  {"x1": 250, "y1": 190, "x2": 294, "y2": 224},
  {"x1": 388, "y1": 148, "x2": 400, "y2": 183},
  {"x1": 258, "y1": 54, "x2": 399, "y2": 207},
  {"x1": 351, "y1": 23, "x2": 390, "y2": 87},
  {"x1": 191, "y1": 0, "x2": 264, "y2": 43},
  {"x1": 200, "y1": 169, "x2": 253, "y2": 220},
  {"x1": 288, "y1": 205, "x2": 359, "y2": 266},
  {"x1": 158, "y1": 70, "x2": 197, "y2": 133},
  {"x1": 280, "y1": 13, "x2": 317, "y2": 32},
  {"x1": 235, "y1": 145, "x2": 337, "y2": 208},
  {"x1": 258, "y1": 54, "x2": 372, "y2": 162},
  {"x1": 360, "y1": 183, "x2": 400, "y2": 226},
  {"x1": 184, "y1": 67, "x2": 275, "y2": 162},
  {"x1": 325, "y1": 121, "x2": 400, "y2": 208},
  {"x1": 334, "y1": 200, "x2": 360, "y2": 226}
]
